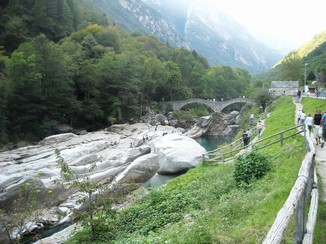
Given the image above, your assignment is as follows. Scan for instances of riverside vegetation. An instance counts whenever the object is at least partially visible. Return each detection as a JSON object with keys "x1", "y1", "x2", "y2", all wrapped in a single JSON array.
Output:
[{"x1": 63, "y1": 96, "x2": 325, "y2": 243}]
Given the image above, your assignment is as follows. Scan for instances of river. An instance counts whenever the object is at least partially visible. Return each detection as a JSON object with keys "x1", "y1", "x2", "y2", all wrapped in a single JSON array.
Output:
[{"x1": 195, "y1": 135, "x2": 232, "y2": 151}]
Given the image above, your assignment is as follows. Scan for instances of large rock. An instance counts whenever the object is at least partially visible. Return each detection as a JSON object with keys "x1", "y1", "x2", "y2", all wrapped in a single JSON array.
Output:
[
  {"x1": 151, "y1": 134, "x2": 207, "y2": 175},
  {"x1": 113, "y1": 153, "x2": 160, "y2": 184},
  {"x1": 53, "y1": 124, "x2": 73, "y2": 134},
  {"x1": 186, "y1": 111, "x2": 240, "y2": 138}
]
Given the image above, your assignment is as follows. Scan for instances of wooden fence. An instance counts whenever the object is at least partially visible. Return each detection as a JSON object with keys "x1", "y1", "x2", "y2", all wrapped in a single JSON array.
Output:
[
  {"x1": 205, "y1": 124, "x2": 304, "y2": 163},
  {"x1": 204, "y1": 125, "x2": 318, "y2": 243},
  {"x1": 263, "y1": 127, "x2": 317, "y2": 243}
]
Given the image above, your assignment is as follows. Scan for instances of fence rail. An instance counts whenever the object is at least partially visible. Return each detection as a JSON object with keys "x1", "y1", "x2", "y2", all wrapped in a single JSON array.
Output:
[
  {"x1": 205, "y1": 124, "x2": 304, "y2": 163},
  {"x1": 263, "y1": 127, "x2": 317, "y2": 243}
]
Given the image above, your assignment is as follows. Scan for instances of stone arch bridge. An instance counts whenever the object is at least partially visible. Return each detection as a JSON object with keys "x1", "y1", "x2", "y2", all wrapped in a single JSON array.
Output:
[{"x1": 160, "y1": 98, "x2": 254, "y2": 113}]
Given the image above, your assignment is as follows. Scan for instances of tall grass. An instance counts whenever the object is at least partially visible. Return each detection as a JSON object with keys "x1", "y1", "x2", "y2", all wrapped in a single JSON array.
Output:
[{"x1": 68, "y1": 96, "x2": 311, "y2": 243}]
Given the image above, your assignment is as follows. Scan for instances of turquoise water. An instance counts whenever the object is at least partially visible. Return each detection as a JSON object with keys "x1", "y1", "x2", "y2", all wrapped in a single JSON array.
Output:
[
  {"x1": 195, "y1": 135, "x2": 231, "y2": 151},
  {"x1": 21, "y1": 223, "x2": 71, "y2": 244}
]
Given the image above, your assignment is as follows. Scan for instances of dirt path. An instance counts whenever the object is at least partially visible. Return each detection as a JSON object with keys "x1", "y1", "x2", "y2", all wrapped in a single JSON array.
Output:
[{"x1": 294, "y1": 99, "x2": 326, "y2": 202}]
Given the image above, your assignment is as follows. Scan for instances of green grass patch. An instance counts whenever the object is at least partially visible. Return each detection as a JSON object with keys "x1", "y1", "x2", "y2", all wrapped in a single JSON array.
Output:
[
  {"x1": 67, "y1": 96, "x2": 309, "y2": 243},
  {"x1": 301, "y1": 97, "x2": 326, "y2": 116}
]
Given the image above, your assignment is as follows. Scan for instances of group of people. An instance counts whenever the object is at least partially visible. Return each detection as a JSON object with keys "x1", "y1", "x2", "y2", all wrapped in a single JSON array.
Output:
[
  {"x1": 242, "y1": 106, "x2": 326, "y2": 150},
  {"x1": 297, "y1": 108, "x2": 326, "y2": 148},
  {"x1": 311, "y1": 108, "x2": 326, "y2": 148},
  {"x1": 242, "y1": 128, "x2": 252, "y2": 148},
  {"x1": 242, "y1": 114, "x2": 264, "y2": 148}
]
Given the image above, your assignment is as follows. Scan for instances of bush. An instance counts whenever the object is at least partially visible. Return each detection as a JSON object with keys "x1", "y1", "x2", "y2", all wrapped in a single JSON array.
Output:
[{"x1": 233, "y1": 150, "x2": 271, "y2": 186}]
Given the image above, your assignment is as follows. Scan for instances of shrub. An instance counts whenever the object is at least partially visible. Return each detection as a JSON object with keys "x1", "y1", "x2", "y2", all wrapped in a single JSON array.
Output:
[{"x1": 233, "y1": 150, "x2": 271, "y2": 186}]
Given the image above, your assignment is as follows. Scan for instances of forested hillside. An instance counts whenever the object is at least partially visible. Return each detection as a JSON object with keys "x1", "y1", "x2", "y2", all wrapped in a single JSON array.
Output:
[
  {"x1": 0, "y1": 1, "x2": 254, "y2": 146},
  {"x1": 272, "y1": 30, "x2": 326, "y2": 84},
  {"x1": 0, "y1": 0, "x2": 108, "y2": 53}
]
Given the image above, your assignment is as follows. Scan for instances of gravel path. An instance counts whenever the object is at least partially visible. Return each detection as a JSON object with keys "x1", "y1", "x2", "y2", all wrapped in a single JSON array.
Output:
[{"x1": 294, "y1": 98, "x2": 326, "y2": 202}]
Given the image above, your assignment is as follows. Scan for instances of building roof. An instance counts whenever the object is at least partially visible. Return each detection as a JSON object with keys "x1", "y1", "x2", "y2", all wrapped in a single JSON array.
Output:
[{"x1": 271, "y1": 81, "x2": 299, "y2": 88}]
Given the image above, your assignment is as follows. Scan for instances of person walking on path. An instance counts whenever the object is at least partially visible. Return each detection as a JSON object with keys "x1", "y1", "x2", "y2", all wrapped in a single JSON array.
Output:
[
  {"x1": 246, "y1": 128, "x2": 252, "y2": 144},
  {"x1": 300, "y1": 110, "x2": 306, "y2": 129},
  {"x1": 250, "y1": 113, "x2": 254, "y2": 126},
  {"x1": 305, "y1": 113, "x2": 313, "y2": 134},
  {"x1": 296, "y1": 110, "x2": 301, "y2": 125},
  {"x1": 256, "y1": 120, "x2": 264, "y2": 137},
  {"x1": 313, "y1": 108, "x2": 322, "y2": 145},
  {"x1": 321, "y1": 111, "x2": 326, "y2": 148}
]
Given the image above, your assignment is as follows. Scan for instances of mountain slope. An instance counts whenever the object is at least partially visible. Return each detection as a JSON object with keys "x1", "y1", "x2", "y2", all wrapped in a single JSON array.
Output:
[
  {"x1": 95, "y1": 0, "x2": 282, "y2": 73},
  {"x1": 93, "y1": 0, "x2": 187, "y2": 47},
  {"x1": 184, "y1": 2, "x2": 282, "y2": 73}
]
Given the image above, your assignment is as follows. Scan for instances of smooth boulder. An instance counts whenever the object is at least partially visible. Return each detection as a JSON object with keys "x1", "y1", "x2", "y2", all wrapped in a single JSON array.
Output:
[{"x1": 151, "y1": 134, "x2": 207, "y2": 175}]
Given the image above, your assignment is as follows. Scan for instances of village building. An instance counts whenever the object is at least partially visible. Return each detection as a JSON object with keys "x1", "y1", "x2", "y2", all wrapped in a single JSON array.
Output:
[{"x1": 269, "y1": 81, "x2": 299, "y2": 96}]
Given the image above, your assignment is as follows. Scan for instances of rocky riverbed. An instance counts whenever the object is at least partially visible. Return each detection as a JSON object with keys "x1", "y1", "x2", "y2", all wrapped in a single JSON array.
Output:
[
  {"x1": 0, "y1": 111, "x2": 240, "y2": 243},
  {"x1": 0, "y1": 123, "x2": 206, "y2": 243}
]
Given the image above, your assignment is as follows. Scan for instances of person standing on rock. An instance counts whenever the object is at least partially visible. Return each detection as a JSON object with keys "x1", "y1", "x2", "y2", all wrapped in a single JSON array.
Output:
[{"x1": 313, "y1": 108, "x2": 322, "y2": 145}]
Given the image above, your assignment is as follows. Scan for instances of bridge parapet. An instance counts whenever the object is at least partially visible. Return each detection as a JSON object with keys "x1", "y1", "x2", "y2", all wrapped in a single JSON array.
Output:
[{"x1": 160, "y1": 98, "x2": 254, "y2": 113}]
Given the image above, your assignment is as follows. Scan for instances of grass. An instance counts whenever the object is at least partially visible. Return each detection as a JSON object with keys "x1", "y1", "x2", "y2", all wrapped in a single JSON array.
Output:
[
  {"x1": 301, "y1": 97, "x2": 326, "y2": 243},
  {"x1": 67, "y1": 96, "x2": 316, "y2": 243},
  {"x1": 300, "y1": 97, "x2": 326, "y2": 116}
]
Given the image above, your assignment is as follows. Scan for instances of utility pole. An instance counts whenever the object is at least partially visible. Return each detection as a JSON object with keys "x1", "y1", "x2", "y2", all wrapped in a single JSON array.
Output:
[{"x1": 304, "y1": 63, "x2": 308, "y2": 93}]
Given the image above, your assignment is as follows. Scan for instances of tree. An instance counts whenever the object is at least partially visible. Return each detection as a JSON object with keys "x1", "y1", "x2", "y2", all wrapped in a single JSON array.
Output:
[
  {"x1": 6, "y1": 35, "x2": 75, "y2": 139},
  {"x1": 163, "y1": 61, "x2": 182, "y2": 101},
  {"x1": 30, "y1": 0, "x2": 74, "y2": 41},
  {"x1": 279, "y1": 51, "x2": 302, "y2": 82},
  {"x1": 7, "y1": 48, "x2": 44, "y2": 138},
  {"x1": 142, "y1": 57, "x2": 167, "y2": 106},
  {"x1": 32, "y1": 35, "x2": 75, "y2": 126},
  {"x1": 254, "y1": 89, "x2": 274, "y2": 112},
  {"x1": 0, "y1": 49, "x2": 8, "y2": 144}
]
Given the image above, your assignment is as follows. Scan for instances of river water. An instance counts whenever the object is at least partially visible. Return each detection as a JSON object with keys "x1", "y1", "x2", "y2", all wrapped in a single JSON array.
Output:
[{"x1": 195, "y1": 135, "x2": 232, "y2": 151}]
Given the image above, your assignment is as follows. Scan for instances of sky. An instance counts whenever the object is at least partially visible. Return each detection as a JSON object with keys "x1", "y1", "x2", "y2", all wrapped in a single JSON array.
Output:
[{"x1": 205, "y1": 0, "x2": 326, "y2": 54}]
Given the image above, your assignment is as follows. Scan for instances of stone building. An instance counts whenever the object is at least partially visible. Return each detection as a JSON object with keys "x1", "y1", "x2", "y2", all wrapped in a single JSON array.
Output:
[{"x1": 269, "y1": 81, "x2": 299, "y2": 96}]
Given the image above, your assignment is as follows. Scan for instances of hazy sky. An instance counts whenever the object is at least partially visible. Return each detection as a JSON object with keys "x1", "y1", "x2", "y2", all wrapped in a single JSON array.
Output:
[{"x1": 205, "y1": 0, "x2": 326, "y2": 53}]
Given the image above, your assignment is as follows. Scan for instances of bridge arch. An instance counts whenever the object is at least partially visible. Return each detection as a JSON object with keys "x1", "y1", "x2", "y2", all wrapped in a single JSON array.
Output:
[{"x1": 161, "y1": 98, "x2": 254, "y2": 113}]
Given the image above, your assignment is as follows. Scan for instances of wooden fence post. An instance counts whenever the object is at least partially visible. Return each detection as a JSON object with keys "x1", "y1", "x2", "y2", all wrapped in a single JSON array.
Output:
[
  {"x1": 280, "y1": 132, "x2": 284, "y2": 147},
  {"x1": 295, "y1": 185, "x2": 307, "y2": 243},
  {"x1": 304, "y1": 126, "x2": 310, "y2": 152}
]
